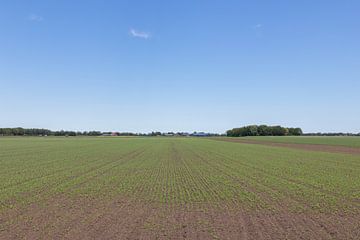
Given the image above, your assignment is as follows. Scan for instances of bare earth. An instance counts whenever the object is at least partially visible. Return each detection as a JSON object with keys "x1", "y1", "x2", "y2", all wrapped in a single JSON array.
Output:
[
  {"x1": 1, "y1": 196, "x2": 359, "y2": 240},
  {"x1": 213, "y1": 138, "x2": 360, "y2": 155},
  {"x1": 1, "y1": 139, "x2": 360, "y2": 239}
]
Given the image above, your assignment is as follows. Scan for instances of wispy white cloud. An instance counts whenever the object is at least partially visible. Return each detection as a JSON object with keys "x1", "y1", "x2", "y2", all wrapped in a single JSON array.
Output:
[
  {"x1": 252, "y1": 23, "x2": 264, "y2": 37},
  {"x1": 129, "y1": 29, "x2": 151, "y2": 39},
  {"x1": 28, "y1": 14, "x2": 44, "y2": 22},
  {"x1": 254, "y1": 23, "x2": 263, "y2": 29}
]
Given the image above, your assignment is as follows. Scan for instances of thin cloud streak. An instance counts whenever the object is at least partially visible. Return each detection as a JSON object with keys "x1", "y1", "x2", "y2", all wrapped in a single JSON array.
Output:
[
  {"x1": 28, "y1": 14, "x2": 44, "y2": 22},
  {"x1": 254, "y1": 23, "x2": 262, "y2": 29},
  {"x1": 129, "y1": 29, "x2": 151, "y2": 39},
  {"x1": 253, "y1": 23, "x2": 264, "y2": 37}
]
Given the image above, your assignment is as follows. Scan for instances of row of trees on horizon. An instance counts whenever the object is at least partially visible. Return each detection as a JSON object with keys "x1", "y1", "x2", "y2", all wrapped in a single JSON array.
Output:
[
  {"x1": 226, "y1": 125, "x2": 303, "y2": 137},
  {"x1": 0, "y1": 128, "x2": 220, "y2": 137},
  {"x1": 226, "y1": 125, "x2": 360, "y2": 137},
  {"x1": 0, "y1": 127, "x2": 359, "y2": 137},
  {"x1": 0, "y1": 128, "x2": 102, "y2": 136}
]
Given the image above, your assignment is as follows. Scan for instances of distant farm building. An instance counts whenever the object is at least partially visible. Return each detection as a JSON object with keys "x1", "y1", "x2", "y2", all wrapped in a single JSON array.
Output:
[{"x1": 191, "y1": 132, "x2": 210, "y2": 137}]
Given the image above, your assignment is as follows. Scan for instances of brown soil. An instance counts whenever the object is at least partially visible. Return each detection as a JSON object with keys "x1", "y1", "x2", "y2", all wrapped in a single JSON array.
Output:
[
  {"x1": 213, "y1": 138, "x2": 360, "y2": 155},
  {"x1": 1, "y1": 195, "x2": 359, "y2": 240}
]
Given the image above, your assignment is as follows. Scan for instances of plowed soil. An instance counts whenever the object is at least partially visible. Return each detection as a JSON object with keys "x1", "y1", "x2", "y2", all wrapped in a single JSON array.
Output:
[
  {"x1": 213, "y1": 138, "x2": 360, "y2": 155},
  {"x1": 1, "y1": 137, "x2": 360, "y2": 239},
  {"x1": 1, "y1": 195, "x2": 359, "y2": 240}
]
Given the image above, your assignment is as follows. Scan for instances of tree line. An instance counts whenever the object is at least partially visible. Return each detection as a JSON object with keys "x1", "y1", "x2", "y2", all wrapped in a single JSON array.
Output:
[
  {"x1": 0, "y1": 128, "x2": 102, "y2": 136},
  {"x1": 226, "y1": 125, "x2": 303, "y2": 137},
  {"x1": 1, "y1": 127, "x2": 358, "y2": 137},
  {"x1": 0, "y1": 128, "x2": 220, "y2": 137},
  {"x1": 303, "y1": 132, "x2": 360, "y2": 136}
]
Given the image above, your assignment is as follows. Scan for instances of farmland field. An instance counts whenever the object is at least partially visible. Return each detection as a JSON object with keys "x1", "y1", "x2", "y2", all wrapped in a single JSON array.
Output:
[
  {"x1": 1, "y1": 137, "x2": 360, "y2": 239},
  {"x1": 238, "y1": 136, "x2": 360, "y2": 148}
]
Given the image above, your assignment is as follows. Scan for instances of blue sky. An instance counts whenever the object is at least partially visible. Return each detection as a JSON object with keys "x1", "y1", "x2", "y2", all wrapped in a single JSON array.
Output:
[{"x1": 1, "y1": 1, "x2": 359, "y2": 133}]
